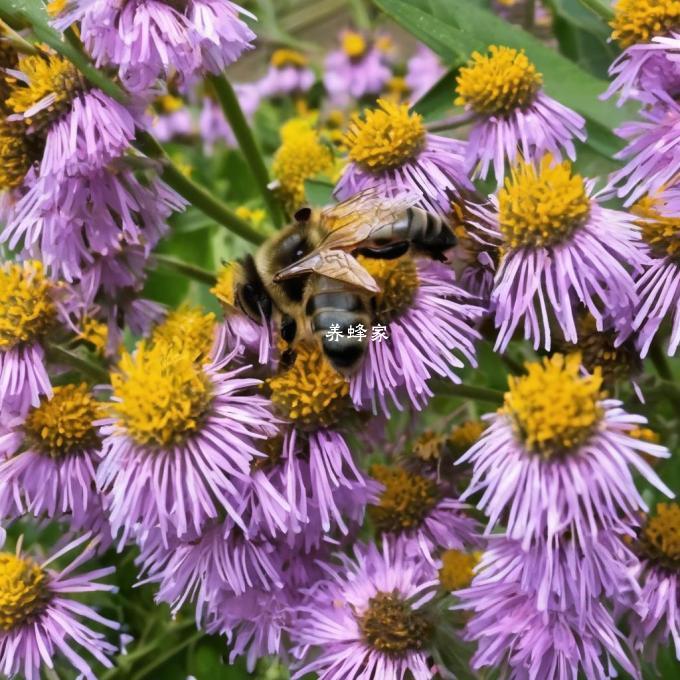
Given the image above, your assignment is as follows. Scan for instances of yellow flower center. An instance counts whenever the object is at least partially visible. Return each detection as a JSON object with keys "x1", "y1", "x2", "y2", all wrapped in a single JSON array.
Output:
[
  {"x1": 447, "y1": 420, "x2": 486, "y2": 457},
  {"x1": 411, "y1": 431, "x2": 446, "y2": 462},
  {"x1": 342, "y1": 31, "x2": 367, "y2": 59},
  {"x1": 46, "y1": 0, "x2": 67, "y2": 16},
  {"x1": 611, "y1": 0, "x2": 680, "y2": 48},
  {"x1": 455, "y1": 46, "x2": 542, "y2": 115},
  {"x1": 345, "y1": 100, "x2": 425, "y2": 173},
  {"x1": 271, "y1": 49, "x2": 309, "y2": 69},
  {"x1": 358, "y1": 592, "x2": 432, "y2": 654},
  {"x1": 235, "y1": 206, "x2": 266, "y2": 228},
  {"x1": 150, "y1": 305, "x2": 216, "y2": 362},
  {"x1": 386, "y1": 76, "x2": 410, "y2": 102},
  {"x1": 0, "y1": 553, "x2": 50, "y2": 631},
  {"x1": 211, "y1": 261, "x2": 241, "y2": 310},
  {"x1": 266, "y1": 342, "x2": 349, "y2": 430},
  {"x1": 438, "y1": 549, "x2": 480, "y2": 590},
  {"x1": 369, "y1": 464, "x2": 438, "y2": 533},
  {"x1": 272, "y1": 118, "x2": 333, "y2": 211},
  {"x1": 23, "y1": 384, "x2": 102, "y2": 458},
  {"x1": 155, "y1": 94, "x2": 184, "y2": 113},
  {"x1": 78, "y1": 317, "x2": 109, "y2": 357},
  {"x1": 499, "y1": 155, "x2": 591, "y2": 249},
  {"x1": 504, "y1": 353, "x2": 605, "y2": 457},
  {"x1": 7, "y1": 54, "x2": 83, "y2": 132},
  {"x1": 632, "y1": 193, "x2": 680, "y2": 259},
  {"x1": 358, "y1": 255, "x2": 419, "y2": 322},
  {"x1": 0, "y1": 261, "x2": 56, "y2": 351},
  {"x1": 640, "y1": 502, "x2": 680, "y2": 570},
  {"x1": 110, "y1": 341, "x2": 213, "y2": 447},
  {"x1": 0, "y1": 121, "x2": 35, "y2": 190}
]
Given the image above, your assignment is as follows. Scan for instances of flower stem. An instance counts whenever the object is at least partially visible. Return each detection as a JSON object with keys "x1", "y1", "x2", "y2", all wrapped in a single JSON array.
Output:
[
  {"x1": 436, "y1": 382, "x2": 504, "y2": 405},
  {"x1": 208, "y1": 74, "x2": 284, "y2": 229},
  {"x1": 130, "y1": 629, "x2": 204, "y2": 680},
  {"x1": 577, "y1": 0, "x2": 614, "y2": 22},
  {"x1": 0, "y1": 19, "x2": 39, "y2": 55},
  {"x1": 153, "y1": 254, "x2": 217, "y2": 286},
  {"x1": 136, "y1": 132, "x2": 267, "y2": 245},
  {"x1": 349, "y1": 0, "x2": 372, "y2": 30},
  {"x1": 46, "y1": 345, "x2": 110, "y2": 384}
]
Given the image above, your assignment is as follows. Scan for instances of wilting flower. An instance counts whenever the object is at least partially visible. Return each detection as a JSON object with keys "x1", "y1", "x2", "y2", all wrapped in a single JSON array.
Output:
[
  {"x1": 350, "y1": 255, "x2": 482, "y2": 414},
  {"x1": 0, "y1": 533, "x2": 118, "y2": 680},
  {"x1": 97, "y1": 328, "x2": 278, "y2": 547},
  {"x1": 323, "y1": 30, "x2": 391, "y2": 106},
  {"x1": 628, "y1": 502, "x2": 680, "y2": 661},
  {"x1": 0, "y1": 384, "x2": 105, "y2": 531},
  {"x1": 458, "y1": 354, "x2": 673, "y2": 550},
  {"x1": 335, "y1": 99, "x2": 472, "y2": 215},
  {"x1": 405, "y1": 45, "x2": 445, "y2": 102},
  {"x1": 258, "y1": 49, "x2": 315, "y2": 99},
  {"x1": 0, "y1": 261, "x2": 58, "y2": 414},
  {"x1": 475, "y1": 155, "x2": 643, "y2": 351},
  {"x1": 455, "y1": 46, "x2": 585, "y2": 184},
  {"x1": 52, "y1": 0, "x2": 256, "y2": 93},
  {"x1": 291, "y1": 539, "x2": 439, "y2": 680}
]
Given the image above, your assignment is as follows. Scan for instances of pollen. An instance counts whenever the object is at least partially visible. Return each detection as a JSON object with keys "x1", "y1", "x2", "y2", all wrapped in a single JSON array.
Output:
[
  {"x1": 266, "y1": 342, "x2": 350, "y2": 430},
  {"x1": 610, "y1": 0, "x2": 680, "y2": 48},
  {"x1": 211, "y1": 261, "x2": 241, "y2": 310},
  {"x1": 150, "y1": 305, "x2": 217, "y2": 361},
  {"x1": 0, "y1": 122, "x2": 34, "y2": 190},
  {"x1": 358, "y1": 592, "x2": 432, "y2": 654},
  {"x1": 411, "y1": 431, "x2": 446, "y2": 462},
  {"x1": 272, "y1": 118, "x2": 333, "y2": 211},
  {"x1": 438, "y1": 549, "x2": 480, "y2": 591},
  {"x1": 271, "y1": 49, "x2": 309, "y2": 68},
  {"x1": 499, "y1": 155, "x2": 591, "y2": 249},
  {"x1": 359, "y1": 255, "x2": 419, "y2": 322},
  {"x1": 455, "y1": 46, "x2": 542, "y2": 115},
  {"x1": 632, "y1": 192, "x2": 680, "y2": 259},
  {"x1": 23, "y1": 384, "x2": 102, "y2": 458},
  {"x1": 447, "y1": 420, "x2": 486, "y2": 457},
  {"x1": 345, "y1": 100, "x2": 426, "y2": 173},
  {"x1": 0, "y1": 261, "x2": 56, "y2": 352},
  {"x1": 342, "y1": 31, "x2": 367, "y2": 59},
  {"x1": 0, "y1": 42, "x2": 19, "y2": 107},
  {"x1": 0, "y1": 553, "x2": 51, "y2": 631},
  {"x1": 640, "y1": 502, "x2": 680, "y2": 570},
  {"x1": 7, "y1": 54, "x2": 83, "y2": 133},
  {"x1": 110, "y1": 340, "x2": 213, "y2": 447},
  {"x1": 504, "y1": 353, "x2": 605, "y2": 458},
  {"x1": 369, "y1": 464, "x2": 438, "y2": 533}
]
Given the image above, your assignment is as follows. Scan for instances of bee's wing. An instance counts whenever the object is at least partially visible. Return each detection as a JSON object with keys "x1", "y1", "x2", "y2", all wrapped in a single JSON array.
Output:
[{"x1": 274, "y1": 249, "x2": 380, "y2": 293}]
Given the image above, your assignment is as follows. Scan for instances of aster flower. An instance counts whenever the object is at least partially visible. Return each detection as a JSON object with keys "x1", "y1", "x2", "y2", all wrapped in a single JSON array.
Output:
[
  {"x1": 476, "y1": 155, "x2": 643, "y2": 352},
  {"x1": 0, "y1": 261, "x2": 59, "y2": 414},
  {"x1": 258, "y1": 49, "x2": 315, "y2": 99},
  {"x1": 437, "y1": 548, "x2": 479, "y2": 592},
  {"x1": 0, "y1": 384, "x2": 105, "y2": 531},
  {"x1": 455, "y1": 46, "x2": 585, "y2": 184},
  {"x1": 457, "y1": 353, "x2": 673, "y2": 551},
  {"x1": 291, "y1": 539, "x2": 439, "y2": 680},
  {"x1": 350, "y1": 255, "x2": 483, "y2": 414},
  {"x1": 405, "y1": 45, "x2": 445, "y2": 102},
  {"x1": 335, "y1": 99, "x2": 473, "y2": 215},
  {"x1": 149, "y1": 304, "x2": 217, "y2": 361},
  {"x1": 628, "y1": 502, "x2": 680, "y2": 661},
  {"x1": 53, "y1": 0, "x2": 256, "y2": 93},
  {"x1": 323, "y1": 30, "x2": 391, "y2": 106},
  {"x1": 0, "y1": 533, "x2": 118, "y2": 680},
  {"x1": 97, "y1": 327, "x2": 278, "y2": 547}
]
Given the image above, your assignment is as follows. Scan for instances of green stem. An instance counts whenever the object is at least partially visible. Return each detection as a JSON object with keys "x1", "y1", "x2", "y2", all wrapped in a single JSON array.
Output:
[
  {"x1": 208, "y1": 74, "x2": 284, "y2": 228},
  {"x1": 136, "y1": 132, "x2": 267, "y2": 245},
  {"x1": 130, "y1": 630, "x2": 204, "y2": 680},
  {"x1": 46, "y1": 345, "x2": 110, "y2": 383},
  {"x1": 349, "y1": 0, "x2": 372, "y2": 30},
  {"x1": 436, "y1": 382, "x2": 504, "y2": 405},
  {"x1": 0, "y1": 19, "x2": 39, "y2": 55},
  {"x1": 649, "y1": 341, "x2": 673, "y2": 381},
  {"x1": 154, "y1": 254, "x2": 217, "y2": 286},
  {"x1": 577, "y1": 0, "x2": 614, "y2": 22}
]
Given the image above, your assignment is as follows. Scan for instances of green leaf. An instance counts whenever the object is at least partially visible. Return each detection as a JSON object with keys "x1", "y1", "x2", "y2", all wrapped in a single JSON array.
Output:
[
  {"x1": 414, "y1": 68, "x2": 459, "y2": 122},
  {"x1": 304, "y1": 178, "x2": 335, "y2": 206}
]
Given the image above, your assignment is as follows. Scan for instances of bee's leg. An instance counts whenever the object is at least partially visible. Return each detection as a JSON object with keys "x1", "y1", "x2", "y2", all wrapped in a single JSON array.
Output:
[
  {"x1": 355, "y1": 241, "x2": 409, "y2": 260},
  {"x1": 280, "y1": 315, "x2": 297, "y2": 344},
  {"x1": 280, "y1": 348, "x2": 297, "y2": 370},
  {"x1": 238, "y1": 282, "x2": 273, "y2": 323}
]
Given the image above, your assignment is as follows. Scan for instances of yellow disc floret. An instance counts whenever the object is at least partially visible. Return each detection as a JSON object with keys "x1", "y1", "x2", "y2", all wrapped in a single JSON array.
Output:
[
  {"x1": 438, "y1": 549, "x2": 480, "y2": 590},
  {"x1": 78, "y1": 317, "x2": 109, "y2": 357},
  {"x1": 345, "y1": 100, "x2": 426, "y2": 173},
  {"x1": 0, "y1": 122, "x2": 34, "y2": 190},
  {"x1": 632, "y1": 192, "x2": 680, "y2": 259},
  {"x1": 369, "y1": 465, "x2": 438, "y2": 533},
  {"x1": 211, "y1": 261, "x2": 241, "y2": 310},
  {"x1": 342, "y1": 31, "x2": 368, "y2": 59},
  {"x1": 447, "y1": 420, "x2": 486, "y2": 457},
  {"x1": 0, "y1": 261, "x2": 56, "y2": 352},
  {"x1": 411, "y1": 431, "x2": 446, "y2": 462},
  {"x1": 499, "y1": 155, "x2": 591, "y2": 249},
  {"x1": 150, "y1": 305, "x2": 216, "y2": 361},
  {"x1": 359, "y1": 255, "x2": 419, "y2": 322},
  {"x1": 611, "y1": 0, "x2": 680, "y2": 48},
  {"x1": 504, "y1": 353, "x2": 605, "y2": 457},
  {"x1": 455, "y1": 46, "x2": 542, "y2": 115},
  {"x1": 0, "y1": 553, "x2": 50, "y2": 631},
  {"x1": 271, "y1": 49, "x2": 309, "y2": 68},
  {"x1": 23, "y1": 384, "x2": 102, "y2": 458},
  {"x1": 640, "y1": 502, "x2": 680, "y2": 569},
  {"x1": 110, "y1": 341, "x2": 213, "y2": 447},
  {"x1": 266, "y1": 342, "x2": 350, "y2": 430}
]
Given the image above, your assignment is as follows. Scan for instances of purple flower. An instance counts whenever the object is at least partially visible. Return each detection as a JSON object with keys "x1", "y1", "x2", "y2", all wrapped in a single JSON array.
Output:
[
  {"x1": 477, "y1": 156, "x2": 643, "y2": 352},
  {"x1": 291, "y1": 539, "x2": 439, "y2": 680},
  {"x1": 258, "y1": 49, "x2": 315, "y2": 99},
  {"x1": 335, "y1": 99, "x2": 473, "y2": 215},
  {"x1": 405, "y1": 45, "x2": 445, "y2": 102},
  {"x1": 0, "y1": 533, "x2": 118, "y2": 680},
  {"x1": 97, "y1": 326, "x2": 278, "y2": 547},
  {"x1": 455, "y1": 46, "x2": 586, "y2": 184},
  {"x1": 457, "y1": 353, "x2": 673, "y2": 552},
  {"x1": 350, "y1": 257, "x2": 483, "y2": 414},
  {"x1": 149, "y1": 95, "x2": 196, "y2": 142}
]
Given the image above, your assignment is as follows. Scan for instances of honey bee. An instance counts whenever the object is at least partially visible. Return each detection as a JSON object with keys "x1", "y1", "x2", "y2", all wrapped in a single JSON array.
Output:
[{"x1": 232, "y1": 189, "x2": 457, "y2": 374}]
